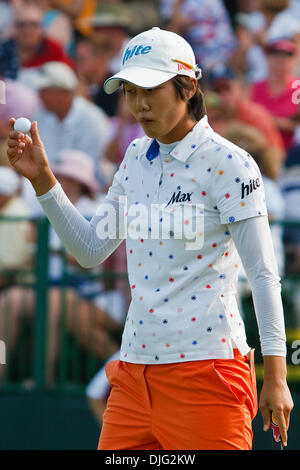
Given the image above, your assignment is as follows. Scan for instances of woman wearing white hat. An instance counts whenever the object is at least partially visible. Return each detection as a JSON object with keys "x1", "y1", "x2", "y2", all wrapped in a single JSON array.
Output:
[{"x1": 7, "y1": 27, "x2": 293, "y2": 450}]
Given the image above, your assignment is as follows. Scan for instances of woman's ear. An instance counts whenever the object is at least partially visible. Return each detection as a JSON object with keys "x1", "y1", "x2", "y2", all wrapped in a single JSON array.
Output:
[{"x1": 185, "y1": 78, "x2": 197, "y2": 101}]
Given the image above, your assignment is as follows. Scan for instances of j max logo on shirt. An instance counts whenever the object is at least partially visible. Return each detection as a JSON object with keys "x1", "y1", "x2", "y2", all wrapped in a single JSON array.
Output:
[
  {"x1": 166, "y1": 190, "x2": 193, "y2": 207},
  {"x1": 241, "y1": 178, "x2": 260, "y2": 200}
]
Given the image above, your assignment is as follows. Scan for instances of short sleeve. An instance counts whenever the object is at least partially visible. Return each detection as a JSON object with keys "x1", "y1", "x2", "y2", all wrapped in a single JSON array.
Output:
[{"x1": 211, "y1": 149, "x2": 268, "y2": 225}]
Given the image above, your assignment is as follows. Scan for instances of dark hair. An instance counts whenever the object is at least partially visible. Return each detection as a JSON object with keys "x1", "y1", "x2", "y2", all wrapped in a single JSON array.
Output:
[{"x1": 172, "y1": 76, "x2": 206, "y2": 121}]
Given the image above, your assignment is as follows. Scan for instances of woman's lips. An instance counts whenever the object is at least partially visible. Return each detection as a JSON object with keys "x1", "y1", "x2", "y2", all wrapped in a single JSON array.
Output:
[{"x1": 140, "y1": 118, "x2": 154, "y2": 124}]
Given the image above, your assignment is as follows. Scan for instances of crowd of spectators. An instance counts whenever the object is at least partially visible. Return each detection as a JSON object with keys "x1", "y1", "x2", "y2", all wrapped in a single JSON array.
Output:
[{"x1": 1, "y1": 0, "x2": 300, "y2": 394}]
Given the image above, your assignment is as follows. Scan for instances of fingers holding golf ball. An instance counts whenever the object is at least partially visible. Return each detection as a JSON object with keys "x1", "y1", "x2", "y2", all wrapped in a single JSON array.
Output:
[
  {"x1": 7, "y1": 117, "x2": 51, "y2": 182},
  {"x1": 8, "y1": 118, "x2": 31, "y2": 159}
]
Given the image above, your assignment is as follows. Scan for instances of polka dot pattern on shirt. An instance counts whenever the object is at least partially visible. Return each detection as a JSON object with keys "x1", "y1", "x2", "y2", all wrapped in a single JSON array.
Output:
[{"x1": 106, "y1": 119, "x2": 268, "y2": 364}]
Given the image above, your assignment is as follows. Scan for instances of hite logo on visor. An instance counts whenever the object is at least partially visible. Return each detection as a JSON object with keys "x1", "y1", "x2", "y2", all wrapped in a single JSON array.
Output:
[{"x1": 122, "y1": 44, "x2": 152, "y2": 65}]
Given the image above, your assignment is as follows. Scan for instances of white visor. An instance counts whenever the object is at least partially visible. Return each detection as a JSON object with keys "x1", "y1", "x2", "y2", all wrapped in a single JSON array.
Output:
[
  {"x1": 103, "y1": 27, "x2": 200, "y2": 95},
  {"x1": 104, "y1": 67, "x2": 177, "y2": 94}
]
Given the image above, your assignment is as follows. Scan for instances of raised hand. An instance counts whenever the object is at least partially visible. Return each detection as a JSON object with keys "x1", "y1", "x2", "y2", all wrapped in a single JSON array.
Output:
[{"x1": 7, "y1": 118, "x2": 56, "y2": 196}]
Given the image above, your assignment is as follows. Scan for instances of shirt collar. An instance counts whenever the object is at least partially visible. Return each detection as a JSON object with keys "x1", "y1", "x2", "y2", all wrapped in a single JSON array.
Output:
[
  {"x1": 143, "y1": 116, "x2": 213, "y2": 163},
  {"x1": 146, "y1": 139, "x2": 160, "y2": 161}
]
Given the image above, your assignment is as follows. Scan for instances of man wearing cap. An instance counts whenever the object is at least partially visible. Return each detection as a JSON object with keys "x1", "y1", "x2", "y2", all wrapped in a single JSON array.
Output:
[
  {"x1": 75, "y1": 38, "x2": 121, "y2": 117},
  {"x1": 87, "y1": 4, "x2": 132, "y2": 76},
  {"x1": 7, "y1": 27, "x2": 293, "y2": 450},
  {"x1": 31, "y1": 61, "x2": 112, "y2": 177},
  {"x1": 251, "y1": 39, "x2": 300, "y2": 151},
  {"x1": 0, "y1": 3, "x2": 73, "y2": 81}
]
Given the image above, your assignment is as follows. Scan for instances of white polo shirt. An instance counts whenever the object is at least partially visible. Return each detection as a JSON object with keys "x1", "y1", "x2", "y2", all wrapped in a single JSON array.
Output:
[{"x1": 104, "y1": 116, "x2": 268, "y2": 363}]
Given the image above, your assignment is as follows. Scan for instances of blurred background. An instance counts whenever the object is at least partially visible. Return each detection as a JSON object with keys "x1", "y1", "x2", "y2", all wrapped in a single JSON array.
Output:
[{"x1": 0, "y1": 0, "x2": 300, "y2": 450}]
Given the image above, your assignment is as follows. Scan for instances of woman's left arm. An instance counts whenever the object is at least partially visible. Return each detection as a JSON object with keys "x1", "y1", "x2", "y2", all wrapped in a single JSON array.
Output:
[{"x1": 229, "y1": 216, "x2": 294, "y2": 447}]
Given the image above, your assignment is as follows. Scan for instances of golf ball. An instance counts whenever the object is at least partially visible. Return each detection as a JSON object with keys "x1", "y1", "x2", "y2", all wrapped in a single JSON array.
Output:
[{"x1": 14, "y1": 117, "x2": 32, "y2": 134}]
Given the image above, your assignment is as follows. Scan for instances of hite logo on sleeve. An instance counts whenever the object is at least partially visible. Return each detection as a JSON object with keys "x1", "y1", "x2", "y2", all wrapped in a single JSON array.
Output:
[{"x1": 241, "y1": 178, "x2": 261, "y2": 200}]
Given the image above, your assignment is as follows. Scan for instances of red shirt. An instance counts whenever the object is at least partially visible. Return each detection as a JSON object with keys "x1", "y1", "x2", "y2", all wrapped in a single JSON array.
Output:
[
  {"x1": 251, "y1": 77, "x2": 299, "y2": 150},
  {"x1": 21, "y1": 36, "x2": 74, "y2": 70}
]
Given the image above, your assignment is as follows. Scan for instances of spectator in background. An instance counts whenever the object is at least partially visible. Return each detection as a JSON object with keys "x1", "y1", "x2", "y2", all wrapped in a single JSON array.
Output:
[
  {"x1": 0, "y1": 2, "x2": 73, "y2": 81},
  {"x1": 161, "y1": 0, "x2": 237, "y2": 70},
  {"x1": 48, "y1": 150, "x2": 103, "y2": 292},
  {"x1": 0, "y1": 71, "x2": 40, "y2": 139},
  {"x1": 0, "y1": 166, "x2": 33, "y2": 379},
  {"x1": 0, "y1": 149, "x2": 123, "y2": 385},
  {"x1": 251, "y1": 39, "x2": 300, "y2": 152},
  {"x1": 208, "y1": 64, "x2": 285, "y2": 160},
  {"x1": 230, "y1": 12, "x2": 269, "y2": 83},
  {"x1": 48, "y1": 150, "x2": 102, "y2": 291},
  {"x1": 262, "y1": 0, "x2": 300, "y2": 44},
  {"x1": 27, "y1": 0, "x2": 74, "y2": 53},
  {"x1": 49, "y1": 0, "x2": 97, "y2": 38},
  {"x1": 75, "y1": 38, "x2": 120, "y2": 117},
  {"x1": 123, "y1": 1, "x2": 161, "y2": 35},
  {"x1": 204, "y1": 91, "x2": 230, "y2": 135},
  {"x1": 231, "y1": 0, "x2": 300, "y2": 84},
  {"x1": 243, "y1": 1, "x2": 291, "y2": 46},
  {"x1": 88, "y1": 6, "x2": 131, "y2": 74},
  {"x1": 0, "y1": 167, "x2": 32, "y2": 276},
  {"x1": 30, "y1": 61, "x2": 111, "y2": 171},
  {"x1": 46, "y1": 150, "x2": 124, "y2": 382},
  {"x1": 21, "y1": 61, "x2": 112, "y2": 216}
]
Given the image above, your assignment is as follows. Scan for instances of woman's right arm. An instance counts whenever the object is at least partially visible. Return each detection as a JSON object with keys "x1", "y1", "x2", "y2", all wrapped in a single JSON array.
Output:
[
  {"x1": 36, "y1": 183, "x2": 124, "y2": 268},
  {"x1": 7, "y1": 118, "x2": 124, "y2": 268}
]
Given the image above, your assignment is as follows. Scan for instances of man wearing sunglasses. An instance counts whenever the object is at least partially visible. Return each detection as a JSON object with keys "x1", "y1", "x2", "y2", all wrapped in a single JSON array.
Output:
[{"x1": 0, "y1": 3, "x2": 73, "y2": 81}]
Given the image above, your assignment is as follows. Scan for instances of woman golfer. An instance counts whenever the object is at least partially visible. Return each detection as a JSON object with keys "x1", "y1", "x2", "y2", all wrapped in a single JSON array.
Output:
[{"x1": 7, "y1": 27, "x2": 293, "y2": 450}]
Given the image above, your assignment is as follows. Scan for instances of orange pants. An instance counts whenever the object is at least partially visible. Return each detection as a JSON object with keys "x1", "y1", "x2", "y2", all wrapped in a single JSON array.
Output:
[{"x1": 98, "y1": 349, "x2": 257, "y2": 450}]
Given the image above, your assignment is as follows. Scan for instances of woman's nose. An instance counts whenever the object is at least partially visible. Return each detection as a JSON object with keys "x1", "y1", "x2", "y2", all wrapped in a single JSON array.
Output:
[{"x1": 136, "y1": 92, "x2": 150, "y2": 111}]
